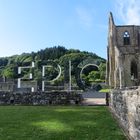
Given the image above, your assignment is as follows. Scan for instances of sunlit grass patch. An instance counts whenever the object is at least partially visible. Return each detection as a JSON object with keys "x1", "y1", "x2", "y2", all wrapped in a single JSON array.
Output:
[
  {"x1": 0, "y1": 106, "x2": 127, "y2": 140},
  {"x1": 32, "y1": 120, "x2": 73, "y2": 132},
  {"x1": 99, "y1": 88, "x2": 110, "y2": 93}
]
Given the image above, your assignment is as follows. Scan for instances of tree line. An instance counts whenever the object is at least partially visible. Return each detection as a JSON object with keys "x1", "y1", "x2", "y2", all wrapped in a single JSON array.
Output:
[{"x1": 0, "y1": 46, "x2": 106, "y2": 86}]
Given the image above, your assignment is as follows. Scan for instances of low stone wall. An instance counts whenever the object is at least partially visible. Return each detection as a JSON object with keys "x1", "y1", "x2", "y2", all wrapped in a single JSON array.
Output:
[
  {"x1": 0, "y1": 91, "x2": 83, "y2": 105},
  {"x1": 110, "y1": 87, "x2": 140, "y2": 140}
]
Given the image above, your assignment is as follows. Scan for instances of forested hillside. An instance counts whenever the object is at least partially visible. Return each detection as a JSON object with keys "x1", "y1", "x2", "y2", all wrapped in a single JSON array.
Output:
[{"x1": 0, "y1": 46, "x2": 106, "y2": 86}]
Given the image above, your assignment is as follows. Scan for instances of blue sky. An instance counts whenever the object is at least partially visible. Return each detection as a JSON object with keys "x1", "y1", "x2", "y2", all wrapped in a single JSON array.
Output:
[{"x1": 0, "y1": 0, "x2": 140, "y2": 58}]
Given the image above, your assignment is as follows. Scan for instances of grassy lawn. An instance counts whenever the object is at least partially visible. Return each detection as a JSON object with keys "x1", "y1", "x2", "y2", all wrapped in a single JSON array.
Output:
[
  {"x1": 0, "y1": 106, "x2": 126, "y2": 140},
  {"x1": 99, "y1": 89, "x2": 110, "y2": 93}
]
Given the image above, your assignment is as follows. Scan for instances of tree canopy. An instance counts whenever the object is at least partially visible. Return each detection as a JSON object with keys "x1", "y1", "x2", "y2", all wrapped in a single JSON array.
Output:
[{"x1": 0, "y1": 46, "x2": 106, "y2": 88}]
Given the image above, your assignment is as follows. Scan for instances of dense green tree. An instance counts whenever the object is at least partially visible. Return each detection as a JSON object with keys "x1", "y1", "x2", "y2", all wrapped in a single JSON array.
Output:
[
  {"x1": 99, "y1": 63, "x2": 106, "y2": 80},
  {"x1": 2, "y1": 66, "x2": 15, "y2": 78},
  {"x1": 0, "y1": 46, "x2": 106, "y2": 87},
  {"x1": 37, "y1": 46, "x2": 67, "y2": 60},
  {"x1": 88, "y1": 71, "x2": 100, "y2": 82}
]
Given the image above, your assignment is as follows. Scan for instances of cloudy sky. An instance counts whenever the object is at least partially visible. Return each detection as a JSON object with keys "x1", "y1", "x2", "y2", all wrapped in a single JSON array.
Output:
[{"x1": 0, "y1": 0, "x2": 140, "y2": 58}]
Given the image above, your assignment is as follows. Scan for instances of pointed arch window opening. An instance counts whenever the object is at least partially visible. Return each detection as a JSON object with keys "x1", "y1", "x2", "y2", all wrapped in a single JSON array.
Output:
[{"x1": 123, "y1": 31, "x2": 130, "y2": 45}]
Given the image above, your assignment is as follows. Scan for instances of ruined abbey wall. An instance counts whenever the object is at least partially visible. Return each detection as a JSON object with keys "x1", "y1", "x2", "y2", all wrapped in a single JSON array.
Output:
[
  {"x1": 110, "y1": 87, "x2": 140, "y2": 140},
  {"x1": 108, "y1": 12, "x2": 140, "y2": 140},
  {"x1": 107, "y1": 13, "x2": 140, "y2": 88},
  {"x1": 0, "y1": 91, "x2": 83, "y2": 105}
]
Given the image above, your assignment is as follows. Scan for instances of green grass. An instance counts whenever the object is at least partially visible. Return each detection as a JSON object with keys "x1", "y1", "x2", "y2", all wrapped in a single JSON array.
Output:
[
  {"x1": 0, "y1": 106, "x2": 126, "y2": 140},
  {"x1": 99, "y1": 88, "x2": 110, "y2": 93}
]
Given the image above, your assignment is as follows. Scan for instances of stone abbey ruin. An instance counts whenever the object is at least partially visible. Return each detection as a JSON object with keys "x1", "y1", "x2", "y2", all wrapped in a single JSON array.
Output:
[
  {"x1": 108, "y1": 12, "x2": 140, "y2": 140},
  {"x1": 107, "y1": 12, "x2": 140, "y2": 88}
]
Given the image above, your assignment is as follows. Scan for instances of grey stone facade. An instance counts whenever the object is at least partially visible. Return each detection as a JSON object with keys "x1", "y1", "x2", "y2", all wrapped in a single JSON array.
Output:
[
  {"x1": 110, "y1": 88, "x2": 140, "y2": 140},
  {"x1": 107, "y1": 12, "x2": 140, "y2": 88},
  {"x1": 107, "y1": 12, "x2": 140, "y2": 140}
]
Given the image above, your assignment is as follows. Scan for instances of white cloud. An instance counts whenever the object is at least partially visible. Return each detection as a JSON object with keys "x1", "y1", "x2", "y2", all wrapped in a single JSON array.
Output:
[
  {"x1": 75, "y1": 7, "x2": 94, "y2": 28},
  {"x1": 116, "y1": 0, "x2": 140, "y2": 25}
]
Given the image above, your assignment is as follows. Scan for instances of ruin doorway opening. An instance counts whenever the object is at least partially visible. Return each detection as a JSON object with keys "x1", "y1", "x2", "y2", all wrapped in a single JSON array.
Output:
[{"x1": 131, "y1": 61, "x2": 138, "y2": 80}]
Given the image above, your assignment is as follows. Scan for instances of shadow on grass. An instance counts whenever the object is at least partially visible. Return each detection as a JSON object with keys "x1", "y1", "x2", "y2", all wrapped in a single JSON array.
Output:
[{"x1": 0, "y1": 106, "x2": 127, "y2": 140}]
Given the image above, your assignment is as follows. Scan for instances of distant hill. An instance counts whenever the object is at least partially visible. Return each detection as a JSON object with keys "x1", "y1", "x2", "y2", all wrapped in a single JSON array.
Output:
[{"x1": 0, "y1": 46, "x2": 106, "y2": 85}]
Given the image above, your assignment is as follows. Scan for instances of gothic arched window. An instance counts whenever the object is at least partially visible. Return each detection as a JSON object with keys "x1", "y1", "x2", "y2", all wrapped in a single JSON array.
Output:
[
  {"x1": 131, "y1": 61, "x2": 138, "y2": 79},
  {"x1": 123, "y1": 31, "x2": 130, "y2": 45}
]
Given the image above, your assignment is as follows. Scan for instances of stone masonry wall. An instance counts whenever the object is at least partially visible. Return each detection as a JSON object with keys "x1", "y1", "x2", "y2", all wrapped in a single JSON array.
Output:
[
  {"x1": 0, "y1": 91, "x2": 83, "y2": 105},
  {"x1": 110, "y1": 87, "x2": 140, "y2": 140}
]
